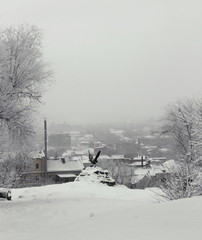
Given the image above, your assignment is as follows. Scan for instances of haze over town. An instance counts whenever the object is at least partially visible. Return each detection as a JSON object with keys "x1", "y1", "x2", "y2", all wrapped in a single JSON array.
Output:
[
  {"x1": 1, "y1": 2, "x2": 202, "y2": 240},
  {"x1": 0, "y1": 0, "x2": 202, "y2": 124}
]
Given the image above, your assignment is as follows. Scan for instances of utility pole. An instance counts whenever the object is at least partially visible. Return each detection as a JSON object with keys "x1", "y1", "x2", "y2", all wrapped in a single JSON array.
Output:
[
  {"x1": 141, "y1": 155, "x2": 144, "y2": 168},
  {"x1": 137, "y1": 138, "x2": 141, "y2": 157},
  {"x1": 44, "y1": 118, "x2": 48, "y2": 179}
]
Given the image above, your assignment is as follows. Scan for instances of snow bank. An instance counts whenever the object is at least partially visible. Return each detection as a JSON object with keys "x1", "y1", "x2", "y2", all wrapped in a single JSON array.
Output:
[
  {"x1": 0, "y1": 182, "x2": 201, "y2": 240},
  {"x1": 10, "y1": 181, "x2": 156, "y2": 203}
]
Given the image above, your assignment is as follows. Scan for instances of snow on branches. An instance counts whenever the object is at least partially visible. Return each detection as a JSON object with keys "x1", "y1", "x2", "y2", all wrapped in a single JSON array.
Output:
[
  {"x1": 160, "y1": 98, "x2": 202, "y2": 200},
  {"x1": 162, "y1": 98, "x2": 202, "y2": 164},
  {"x1": 0, "y1": 24, "x2": 52, "y2": 146}
]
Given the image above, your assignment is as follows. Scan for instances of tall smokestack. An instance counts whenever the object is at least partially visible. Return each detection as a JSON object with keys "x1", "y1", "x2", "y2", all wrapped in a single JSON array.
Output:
[
  {"x1": 141, "y1": 155, "x2": 144, "y2": 168},
  {"x1": 44, "y1": 118, "x2": 48, "y2": 179}
]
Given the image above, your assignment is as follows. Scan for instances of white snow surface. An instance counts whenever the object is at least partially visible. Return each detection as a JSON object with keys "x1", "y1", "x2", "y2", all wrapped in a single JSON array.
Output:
[
  {"x1": 0, "y1": 182, "x2": 202, "y2": 240},
  {"x1": 162, "y1": 159, "x2": 179, "y2": 171},
  {"x1": 28, "y1": 151, "x2": 45, "y2": 159}
]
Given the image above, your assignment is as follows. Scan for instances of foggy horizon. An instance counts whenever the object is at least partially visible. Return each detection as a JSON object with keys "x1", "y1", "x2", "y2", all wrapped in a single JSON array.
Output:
[{"x1": 1, "y1": 0, "x2": 202, "y2": 124}]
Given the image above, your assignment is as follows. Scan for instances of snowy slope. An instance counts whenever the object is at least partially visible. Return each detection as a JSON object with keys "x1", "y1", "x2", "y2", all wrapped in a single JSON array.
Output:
[{"x1": 0, "y1": 182, "x2": 201, "y2": 240}]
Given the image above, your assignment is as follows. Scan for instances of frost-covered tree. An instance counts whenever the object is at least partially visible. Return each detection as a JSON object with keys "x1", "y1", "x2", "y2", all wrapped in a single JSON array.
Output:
[
  {"x1": 160, "y1": 98, "x2": 202, "y2": 199},
  {"x1": 162, "y1": 98, "x2": 202, "y2": 161},
  {"x1": 0, "y1": 25, "x2": 52, "y2": 186},
  {"x1": 0, "y1": 152, "x2": 30, "y2": 187},
  {"x1": 159, "y1": 160, "x2": 202, "y2": 200},
  {"x1": 0, "y1": 24, "x2": 52, "y2": 148}
]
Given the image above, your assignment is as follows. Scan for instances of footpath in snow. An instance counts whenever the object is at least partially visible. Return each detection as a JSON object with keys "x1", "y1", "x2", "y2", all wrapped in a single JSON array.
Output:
[{"x1": 0, "y1": 182, "x2": 202, "y2": 240}]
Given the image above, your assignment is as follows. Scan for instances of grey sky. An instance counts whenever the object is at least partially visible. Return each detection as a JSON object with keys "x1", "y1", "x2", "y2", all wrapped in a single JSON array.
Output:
[{"x1": 1, "y1": 0, "x2": 202, "y2": 124}]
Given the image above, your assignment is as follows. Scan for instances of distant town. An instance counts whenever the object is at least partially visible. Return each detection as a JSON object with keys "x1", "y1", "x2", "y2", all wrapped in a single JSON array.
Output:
[
  {"x1": 19, "y1": 119, "x2": 174, "y2": 188},
  {"x1": 44, "y1": 120, "x2": 173, "y2": 160}
]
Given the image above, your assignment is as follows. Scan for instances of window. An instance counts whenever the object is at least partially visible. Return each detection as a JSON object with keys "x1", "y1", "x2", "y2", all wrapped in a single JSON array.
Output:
[
  {"x1": 36, "y1": 163, "x2": 39, "y2": 170},
  {"x1": 36, "y1": 176, "x2": 40, "y2": 181}
]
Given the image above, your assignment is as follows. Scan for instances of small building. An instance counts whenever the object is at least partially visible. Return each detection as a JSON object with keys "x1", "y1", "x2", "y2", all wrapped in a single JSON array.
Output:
[
  {"x1": 47, "y1": 158, "x2": 84, "y2": 183},
  {"x1": 23, "y1": 151, "x2": 46, "y2": 183},
  {"x1": 23, "y1": 151, "x2": 84, "y2": 185}
]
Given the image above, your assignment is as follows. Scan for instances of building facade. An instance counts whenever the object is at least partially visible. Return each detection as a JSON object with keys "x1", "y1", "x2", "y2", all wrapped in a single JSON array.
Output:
[{"x1": 23, "y1": 151, "x2": 84, "y2": 185}]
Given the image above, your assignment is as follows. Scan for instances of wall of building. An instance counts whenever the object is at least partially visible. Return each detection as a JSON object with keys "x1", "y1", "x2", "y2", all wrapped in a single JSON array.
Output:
[{"x1": 21, "y1": 157, "x2": 46, "y2": 185}]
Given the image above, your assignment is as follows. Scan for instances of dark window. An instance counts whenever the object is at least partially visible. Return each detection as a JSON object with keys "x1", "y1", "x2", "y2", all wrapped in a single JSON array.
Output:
[{"x1": 36, "y1": 163, "x2": 39, "y2": 169}]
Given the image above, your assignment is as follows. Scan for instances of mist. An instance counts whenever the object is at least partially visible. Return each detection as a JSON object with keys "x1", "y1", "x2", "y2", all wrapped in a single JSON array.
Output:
[{"x1": 0, "y1": 0, "x2": 202, "y2": 124}]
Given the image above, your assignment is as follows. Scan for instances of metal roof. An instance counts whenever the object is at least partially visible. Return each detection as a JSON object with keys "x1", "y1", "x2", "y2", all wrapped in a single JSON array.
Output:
[{"x1": 47, "y1": 159, "x2": 84, "y2": 172}]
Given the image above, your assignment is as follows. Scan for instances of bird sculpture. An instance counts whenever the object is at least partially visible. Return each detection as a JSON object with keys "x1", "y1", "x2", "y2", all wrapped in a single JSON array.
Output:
[{"x1": 88, "y1": 150, "x2": 101, "y2": 166}]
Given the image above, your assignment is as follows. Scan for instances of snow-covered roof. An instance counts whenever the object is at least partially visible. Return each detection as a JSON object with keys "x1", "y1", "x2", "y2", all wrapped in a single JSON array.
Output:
[
  {"x1": 144, "y1": 145, "x2": 157, "y2": 150},
  {"x1": 162, "y1": 159, "x2": 179, "y2": 172},
  {"x1": 133, "y1": 156, "x2": 148, "y2": 160},
  {"x1": 62, "y1": 148, "x2": 94, "y2": 158},
  {"x1": 29, "y1": 151, "x2": 45, "y2": 159},
  {"x1": 75, "y1": 148, "x2": 94, "y2": 155},
  {"x1": 111, "y1": 155, "x2": 125, "y2": 159},
  {"x1": 47, "y1": 159, "x2": 84, "y2": 172},
  {"x1": 151, "y1": 157, "x2": 167, "y2": 162},
  {"x1": 130, "y1": 164, "x2": 168, "y2": 184},
  {"x1": 129, "y1": 162, "x2": 147, "y2": 166},
  {"x1": 131, "y1": 166, "x2": 164, "y2": 184},
  {"x1": 159, "y1": 148, "x2": 169, "y2": 152},
  {"x1": 150, "y1": 164, "x2": 166, "y2": 174},
  {"x1": 57, "y1": 174, "x2": 76, "y2": 178},
  {"x1": 98, "y1": 155, "x2": 111, "y2": 160},
  {"x1": 71, "y1": 155, "x2": 90, "y2": 162}
]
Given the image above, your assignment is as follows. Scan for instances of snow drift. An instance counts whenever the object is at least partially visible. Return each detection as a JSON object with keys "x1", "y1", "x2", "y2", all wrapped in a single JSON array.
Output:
[{"x1": 0, "y1": 182, "x2": 201, "y2": 240}]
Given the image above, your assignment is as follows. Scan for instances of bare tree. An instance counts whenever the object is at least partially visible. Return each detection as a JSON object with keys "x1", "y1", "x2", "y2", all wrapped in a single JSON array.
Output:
[
  {"x1": 0, "y1": 24, "x2": 52, "y2": 148},
  {"x1": 0, "y1": 152, "x2": 30, "y2": 187},
  {"x1": 161, "y1": 98, "x2": 202, "y2": 199},
  {"x1": 159, "y1": 160, "x2": 202, "y2": 200},
  {"x1": 162, "y1": 98, "x2": 202, "y2": 162}
]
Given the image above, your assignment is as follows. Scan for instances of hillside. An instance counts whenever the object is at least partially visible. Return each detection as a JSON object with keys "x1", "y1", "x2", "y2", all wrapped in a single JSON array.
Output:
[{"x1": 0, "y1": 182, "x2": 202, "y2": 240}]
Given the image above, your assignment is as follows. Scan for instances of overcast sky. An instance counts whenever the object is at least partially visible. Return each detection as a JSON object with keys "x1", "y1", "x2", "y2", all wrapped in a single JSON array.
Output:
[{"x1": 0, "y1": 0, "x2": 202, "y2": 124}]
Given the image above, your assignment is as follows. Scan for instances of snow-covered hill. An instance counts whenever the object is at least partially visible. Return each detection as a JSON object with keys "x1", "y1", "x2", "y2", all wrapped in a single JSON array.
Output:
[{"x1": 0, "y1": 182, "x2": 201, "y2": 240}]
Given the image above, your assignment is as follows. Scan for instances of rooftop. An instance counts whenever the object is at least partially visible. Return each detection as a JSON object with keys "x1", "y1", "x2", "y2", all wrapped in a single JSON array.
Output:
[{"x1": 48, "y1": 159, "x2": 84, "y2": 172}]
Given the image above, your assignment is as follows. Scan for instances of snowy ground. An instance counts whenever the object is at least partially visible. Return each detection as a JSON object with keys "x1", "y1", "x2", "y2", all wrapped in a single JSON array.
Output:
[{"x1": 0, "y1": 182, "x2": 202, "y2": 240}]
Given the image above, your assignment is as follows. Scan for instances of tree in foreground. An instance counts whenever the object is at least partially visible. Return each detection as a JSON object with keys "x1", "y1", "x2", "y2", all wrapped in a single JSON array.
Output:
[
  {"x1": 160, "y1": 98, "x2": 202, "y2": 200},
  {"x1": 0, "y1": 24, "x2": 52, "y2": 150},
  {"x1": 0, "y1": 153, "x2": 30, "y2": 187},
  {"x1": 0, "y1": 25, "x2": 52, "y2": 186}
]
